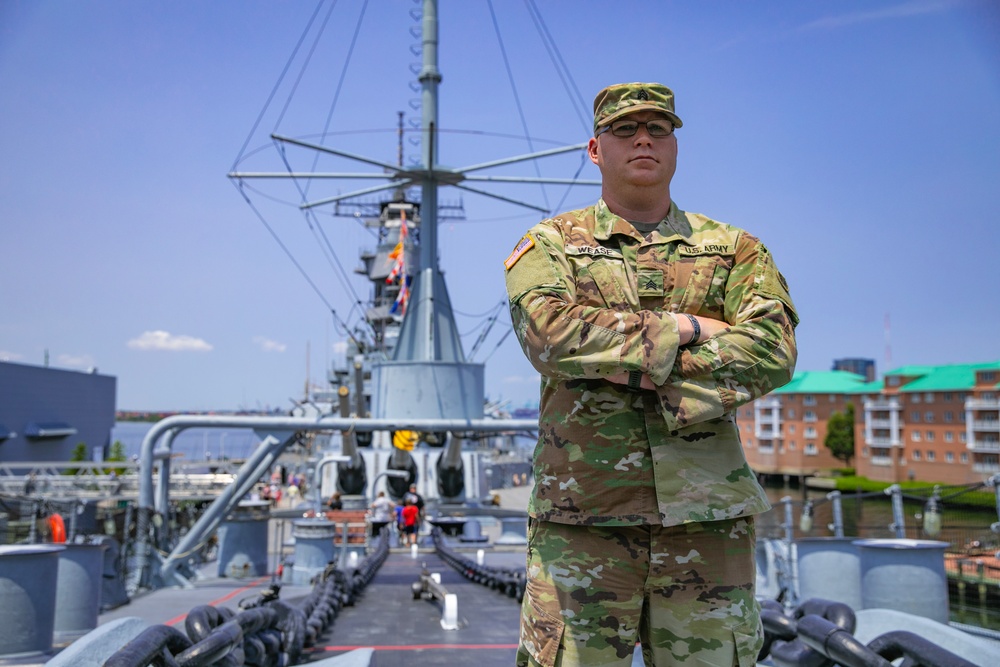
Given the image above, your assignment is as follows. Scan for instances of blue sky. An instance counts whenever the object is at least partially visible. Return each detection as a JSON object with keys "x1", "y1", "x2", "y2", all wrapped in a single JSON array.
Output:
[{"x1": 1, "y1": 0, "x2": 997, "y2": 412}]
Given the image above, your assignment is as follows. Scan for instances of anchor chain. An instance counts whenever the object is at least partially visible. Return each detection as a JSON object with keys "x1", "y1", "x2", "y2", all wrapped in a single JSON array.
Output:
[{"x1": 103, "y1": 531, "x2": 389, "y2": 667}]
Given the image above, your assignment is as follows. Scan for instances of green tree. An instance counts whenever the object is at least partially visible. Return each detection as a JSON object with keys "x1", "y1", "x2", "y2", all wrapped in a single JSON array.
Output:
[
  {"x1": 825, "y1": 402, "x2": 856, "y2": 466},
  {"x1": 106, "y1": 440, "x2": 127, "y2": 475},
  {"x1": 65, "y1": 441, "x2": 88, "y2": 475}
]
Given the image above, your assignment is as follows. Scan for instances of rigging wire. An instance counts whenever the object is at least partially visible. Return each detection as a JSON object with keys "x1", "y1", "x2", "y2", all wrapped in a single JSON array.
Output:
[
  {"x1": 453, "y1": 303, "x2": 509, "y2": 319},
  {"x1": 467, "y1": 298, "x2": 509, "y2": 361},
  {"x1": 521, "y1": 0, "x2": 594, "y2": 215},
  {"x1": 230, "y1": 0, "x2": 375, "y2": 341},
  {"x1": 308, "y1": 0, "x2": 372, "y2": 190},
  {"x1": 273, "y1": 142, "x2": 370, "y2": 332},
  {"x1": 230, "y1": 0, "x2": 327, "y2": 172},
  {"x1": 481, "y1": 326, "x2": 515, "y2": 364},
  {"x1": 228, "y1": 180, "x2": 364, "y2": 352},
  {"x1": 524, "y1": 0, "x2": 592, "y2": 136},
  {"x1": 271, "y1": 0, "x2": 342, "y2": 139},
  {"x1": 486, "y1": 0, "x2": 551, "y2": 214}
]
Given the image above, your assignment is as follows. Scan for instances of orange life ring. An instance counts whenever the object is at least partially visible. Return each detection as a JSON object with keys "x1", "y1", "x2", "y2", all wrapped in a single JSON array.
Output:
[{"x1": 48, "y1": 513, "x2": 66, "y2": 543}]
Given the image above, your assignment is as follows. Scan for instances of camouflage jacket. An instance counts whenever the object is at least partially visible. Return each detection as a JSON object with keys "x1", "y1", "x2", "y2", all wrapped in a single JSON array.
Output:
[{"x1": 505, "y1": 199, "x2": 799, "y2": 526}]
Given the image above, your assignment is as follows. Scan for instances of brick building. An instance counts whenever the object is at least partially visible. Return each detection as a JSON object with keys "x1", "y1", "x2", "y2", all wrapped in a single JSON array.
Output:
[
  {"x1": 737, "y1": 361, "x2": 1000, "y2": 485},
  {"x1": 738, "y1": 370, "x2": 868, "y2": 478},
  {"x1": 857, "y1": 362, "x2": 1000, "y2": 484}
]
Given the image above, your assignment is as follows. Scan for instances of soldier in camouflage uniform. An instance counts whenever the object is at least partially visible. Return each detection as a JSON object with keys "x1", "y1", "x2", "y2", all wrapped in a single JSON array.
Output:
[{"x1": 504, "y1": 83, "x2": 798, "y2": 666}]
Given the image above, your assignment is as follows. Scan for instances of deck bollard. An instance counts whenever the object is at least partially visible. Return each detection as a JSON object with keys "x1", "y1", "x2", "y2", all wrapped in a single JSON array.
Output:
[
  {"x1": 496, "y1": 517, "x2": 527, "y2": 545},
  {"x1": 217, "y1": 500, "x2": 270, "y2": 578},
  {"x1": 290, "y1": 518, "x2": 337, "y2": 585},
  {"x1": 442, "y1": 593, "x2": 459, "y2": 630},
  {"x1": 0, "y1": 544, "x2": 64, "y2": 659},
  {"x1": 794, "y1": 537, "x2": 861, "y2": 610},
  {"x1": 855, "y1": 538, "x2": 950, "y2": 623},
  {"x1": 53, "y1": 542, "x2": 107, "y2": 645}
]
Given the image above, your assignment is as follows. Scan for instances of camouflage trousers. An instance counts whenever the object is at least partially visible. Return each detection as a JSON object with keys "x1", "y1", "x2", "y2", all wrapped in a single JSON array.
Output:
[{"x1": 515, "y1": 518, "x2": 762, "y2": 667}]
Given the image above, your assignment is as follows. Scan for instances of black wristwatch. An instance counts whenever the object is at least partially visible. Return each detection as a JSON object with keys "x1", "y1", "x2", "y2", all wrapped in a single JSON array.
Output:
[{"x1": 627, "y1": 370, "x2": 643, "y2": 392}]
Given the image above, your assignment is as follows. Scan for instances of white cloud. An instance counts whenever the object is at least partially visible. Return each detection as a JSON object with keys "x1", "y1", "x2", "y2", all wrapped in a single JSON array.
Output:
[
  {"x1": 127, "y1": 330, "x2": 213, "y2": 352},
  {"x1": 0, "y1": 351, "x2": 23, "y2": 362},
  {"x1": 57, "y1": 353, "x2": 96, "y2": 369},
  {"x1": 253, "y1": 336, "x2": 287, "y2": 353}
]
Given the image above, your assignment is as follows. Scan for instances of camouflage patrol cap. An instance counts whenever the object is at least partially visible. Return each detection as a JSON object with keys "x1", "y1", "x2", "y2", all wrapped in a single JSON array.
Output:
[{"x1": 593, "y1": 83, "x2": 683, "y2": 135}]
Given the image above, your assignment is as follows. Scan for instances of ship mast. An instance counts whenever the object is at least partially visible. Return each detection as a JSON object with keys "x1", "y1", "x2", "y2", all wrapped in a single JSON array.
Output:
[{"x1": 371, "y1": 0, "x2": 482, "y2": 422}]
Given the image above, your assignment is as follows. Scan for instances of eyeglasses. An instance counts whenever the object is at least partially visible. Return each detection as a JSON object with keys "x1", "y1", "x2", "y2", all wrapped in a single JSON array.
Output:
[{"x1": 596, "y1": 119, "x2": 675, "y2": 138}]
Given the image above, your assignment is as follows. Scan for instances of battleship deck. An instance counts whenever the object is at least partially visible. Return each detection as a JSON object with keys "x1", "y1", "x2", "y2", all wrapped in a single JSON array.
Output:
[
  {"x1": 90, "y1": 485, "x2": 539, "y2": 667},
  {"x1": 307, "y1": 549, "x2": 523, "y2": 666},
  {"x1": 96, "y1": 548, "x2": 526, "y2": 667}
]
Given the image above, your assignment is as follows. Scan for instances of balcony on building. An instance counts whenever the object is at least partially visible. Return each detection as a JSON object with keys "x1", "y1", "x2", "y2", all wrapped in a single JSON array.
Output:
[
  {"x1": 864, "y1": 397, "x2": 901, "y2": 410},
  {"x1": 968, "y1": 438, "x2": 1000, "y2": 452}
]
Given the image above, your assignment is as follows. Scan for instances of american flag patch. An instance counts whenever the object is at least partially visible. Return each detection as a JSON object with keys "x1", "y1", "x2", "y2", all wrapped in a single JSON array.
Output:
[{"x1": 504, "y1": 234, "x2": 535, "y2": 270}]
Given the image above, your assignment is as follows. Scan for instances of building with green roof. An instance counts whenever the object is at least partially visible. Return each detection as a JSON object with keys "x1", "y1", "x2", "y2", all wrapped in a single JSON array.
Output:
[{"x1": 738, "y1": 361, "x2": 1000, "y2": 485}]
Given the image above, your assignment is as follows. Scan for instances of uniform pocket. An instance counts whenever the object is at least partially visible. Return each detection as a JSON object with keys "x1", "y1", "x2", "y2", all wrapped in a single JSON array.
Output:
[
  {"x1": 580, "y1": 259, "x2": 632, "y2": 310},
  {"x1": 732, "y1": 612, "x2": 765, "y2": 667},
  {"x1": 520, "y1": 579, "x2": 565, "y2": 667},
  {"x1": 672, "y1": 255, "x2": 729, "y2": 318}
]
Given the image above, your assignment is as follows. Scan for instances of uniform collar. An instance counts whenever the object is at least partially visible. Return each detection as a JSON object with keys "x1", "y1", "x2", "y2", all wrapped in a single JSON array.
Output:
[{"x1": 594, "y1": 198, "x2": 691, "y2": 243}]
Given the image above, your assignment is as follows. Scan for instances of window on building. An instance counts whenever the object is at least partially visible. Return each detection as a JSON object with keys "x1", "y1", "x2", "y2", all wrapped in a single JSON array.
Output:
[
  {"x1": 829, "y1": 395, "x2": 837, "y2": 403},
  {"x1": 788, "y1": 442, "x2": 796, "y2": 451},
  {"x1": 944, "y1": 392, "x2": 953, "y2": 401},
  {"x1": 960, "y1": 432, "x2": 967, "y2": 443},
  {"x1": 912, "y1": 450, "x2": 922, "y2": 460},
  {"x1": 911, "y1": 431, "x2": 921, "y2": 442},
  {"x1": 925, "y1": 411, "x2": 935, "y2": 423},
  {"x1": 924, "y1": 393, "x2": 934, "y2": 403},
  {"x1": 982, "y1": 372, "x2": 997, "y2": 383},
  {"x1": 926, "y1": 431, "x2": 934, "y2": 442},
  {"x1": 805, "y1": 427, "x2": 817, "y2": 437},
  {"x1": 805, "y1": 443, "x2": 817, "y2": 455},
  {"x1": 788, "y1": 424, "x2": 796, "y2": 434},
  {"x1": 910, "y1": 411, "x2": 921, "y2": 423},
  {"x1": 787, "y1": 408, "x2": 796, "y2": 418},
  {"x1": 804, "y1": 395, "x2": 816, "y2": 406},
  {"x1": 862, "y1": 446, "x2": 869, "y2": 457},
  {"x1": 945, "y1": 411, "x2": 954, "y2": 423},
  {"x1": 945, "y1": 432, "x2": 954, "y2": 442},
  {"x1": 960, "y1": 412, "x2": 966, "y2": 423},
  {"x1": 778, "y1": 443, "x2": 784, "y2": 453},
  {"x1": 984, "y1": 392, "x2": 997, "y2": 401},
  {"x1": 804, "y1": 410, "x2": 817, "y2": 422},
  {"x1": 911, "y1": 394, "x2": 922, "y2": 404},
  {"x1": 946, "y1": 452, "x2": 954, "y2": 463},
  {"x1": 961, "y1": 452, "x2": 969, "y2": 463},
  {"x1": 927, "y1": 450, "x2": 936, "y2": 462}
]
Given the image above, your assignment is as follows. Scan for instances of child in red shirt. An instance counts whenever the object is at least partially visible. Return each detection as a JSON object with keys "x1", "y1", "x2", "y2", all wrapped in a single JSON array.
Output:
[{"x1": 401, "y1": 498, "x2": 419, "y2": 546}]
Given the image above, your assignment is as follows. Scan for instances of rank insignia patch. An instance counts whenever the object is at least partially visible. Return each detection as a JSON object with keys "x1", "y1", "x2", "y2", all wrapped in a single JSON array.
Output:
[{"x1": 504, "y1": 234, "x2": 535, "y2": 270}]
